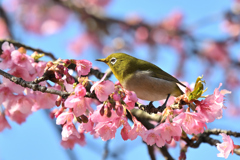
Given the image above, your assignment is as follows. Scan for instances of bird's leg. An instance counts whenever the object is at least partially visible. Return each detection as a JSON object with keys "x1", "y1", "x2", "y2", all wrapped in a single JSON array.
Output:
[
  {"x1": 158, "y1": 94, "x2": 170, "y2": 112},
  {"x1": 144, "y1": 101, "x2": 155, "y2": 113}
]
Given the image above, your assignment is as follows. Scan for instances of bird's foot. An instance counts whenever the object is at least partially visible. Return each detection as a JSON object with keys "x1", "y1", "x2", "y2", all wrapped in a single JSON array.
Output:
[
  {"x1": 143, "y1": 101, "x2": 159, "y2": 114},
  {"x1": 140, "y1": 102, "x2": 167, "y2": 114},
  {"x1": 157, "y1": 104, "x2": 167, "y2": 113}
]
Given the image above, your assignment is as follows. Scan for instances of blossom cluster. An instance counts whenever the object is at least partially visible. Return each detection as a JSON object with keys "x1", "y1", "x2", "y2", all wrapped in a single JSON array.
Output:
[
  {"x1": 0, "y1": 42, "x2": 56, "y2": 125},
  {"x1": 0, "y1": 42, "x2": 236, "y2": 158}
]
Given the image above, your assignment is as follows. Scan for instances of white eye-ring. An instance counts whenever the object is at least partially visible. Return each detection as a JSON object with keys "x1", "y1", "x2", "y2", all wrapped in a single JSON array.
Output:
[{"x1": 110, "y1": 57, "x2": 117, "y2": 65}]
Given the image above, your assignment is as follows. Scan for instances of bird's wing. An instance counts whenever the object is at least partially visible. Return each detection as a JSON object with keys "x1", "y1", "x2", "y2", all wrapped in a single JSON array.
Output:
[
  {"x1": 138, "y1": 59, "x2": 186, "y2": 87},
  {"x1": 150, "y1": 70, "x2": 186, "y2": 87}
]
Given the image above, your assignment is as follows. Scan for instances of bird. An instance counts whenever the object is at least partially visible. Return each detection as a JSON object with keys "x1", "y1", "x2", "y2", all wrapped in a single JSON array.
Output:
[{"x1": 96, "y1": 53, "x2": 186, "y2": 113}]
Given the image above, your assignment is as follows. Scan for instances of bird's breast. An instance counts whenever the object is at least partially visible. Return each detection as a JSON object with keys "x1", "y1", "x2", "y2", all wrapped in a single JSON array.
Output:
[{"x1": 122, "y1": 70, "x2": 181, "y2": 101}]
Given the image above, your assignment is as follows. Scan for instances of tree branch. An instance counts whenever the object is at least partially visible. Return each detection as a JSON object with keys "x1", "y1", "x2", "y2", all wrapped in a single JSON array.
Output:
[
  {"x1": 0, "y1": 39, "x2": 57, "y2": 61},
  {"x1": 147, "y1": 145, "x2": 156, "y2": 160},
  {"x1": 204, "y1": 129, "x2": 240, "y2": 137},
  {"x1": 102, "y1": 140, "x2": 110, "y2": 160},
  {"x1": 0, "y1": 69, "x2": 70, "y2": 98}
]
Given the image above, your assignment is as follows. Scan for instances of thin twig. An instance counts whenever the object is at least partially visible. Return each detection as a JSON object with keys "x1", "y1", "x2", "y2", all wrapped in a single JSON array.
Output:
[
  {"x1": 158, "y1": 146, "x2": 174, "y2": 160},
  {"x1": 102, "y1": 140, "x2": 110, "y2": 160},
  {"x1": 0, "y1": 69, "x2": 70, "y2": 98},
  {"x1": 0, "y1": 39, "x2": 57, "y2": 60},
  {"x1": 88, "y1": 68, "x2": 113, "y2": 80},
  {"x1": 204, "y1": 129, "x2": 240, "y2": 137},
  {"x1": 181, "y1": 131, "x2": 240, "y2": 156},
  {"x1": 147, "y1": 145, "x2": 156, "y2": 160}
]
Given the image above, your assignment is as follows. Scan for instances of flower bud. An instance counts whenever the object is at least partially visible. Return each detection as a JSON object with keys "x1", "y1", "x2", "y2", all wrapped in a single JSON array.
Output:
[
  {"x1": 55, "y1": 96, "x2": 62, "y2": 107},
  {"x1": 100, "y1": 105, "x2": 105, "y2": 116},
  {"x1": 116, "y1": 105, "x2": 123, "y2": 116},
  {"x1": 80, "y1": 115, "x2": 88, "y2": 123},
  {"x1": 107, "y1": 107, "x2": 112, "y2": 117}
]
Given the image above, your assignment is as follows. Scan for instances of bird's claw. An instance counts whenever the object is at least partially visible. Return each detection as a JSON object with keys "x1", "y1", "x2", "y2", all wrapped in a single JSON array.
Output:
[
  {"x1": 157, "y1": 104, "x2": 166, "y2": 113},
  {"x1": 139, "y1": 102, "x2": 167, "y2": 114}
]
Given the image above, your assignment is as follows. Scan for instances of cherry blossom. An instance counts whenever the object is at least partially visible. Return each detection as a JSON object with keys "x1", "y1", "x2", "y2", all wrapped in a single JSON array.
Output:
[
  {"x1": 173, "y1": 111, "x2": 207, "y2": 135},
  {"x1": 123, "y1": 90, "x2": 138, "y2": 110},
  {"x1": 142, "y1": 129, "x2": 165, "y2": 147},
  {"x1": 56, "y1": 112, "x2": 74, "y2": 125},
  {"x1": 62, "y1": 123, "x2": 80, "y2": 141},
  {"x1": 91, "y1": 79, "x2": 115, "y2": 102},
  {"x1": 196, "y1": 83, "x2": 231, "y2": 123},
  {"x1": 75, "y1": 60, "x2": 92, "y2": 77},
  {"x1": 155, "y1": 117, "x2": 182, "y2": 143},
  {"x1": 64, "y1": 95, "x2": 90, "y2": 117},
  {"x1": 217, "y1": 133, "x2": 235, "y2": 159},
  {"x1": 0, "y1": 41, "x2": 14, "y2": 69}
]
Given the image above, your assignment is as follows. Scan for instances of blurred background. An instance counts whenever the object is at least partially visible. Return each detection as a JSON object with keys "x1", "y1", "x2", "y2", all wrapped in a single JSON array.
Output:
[{"x1": 0, "y1": 0, "x2": 240, "y2": 159}]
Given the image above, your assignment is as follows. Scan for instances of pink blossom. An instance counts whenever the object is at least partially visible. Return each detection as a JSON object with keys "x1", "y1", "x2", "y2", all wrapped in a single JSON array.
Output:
[
  {"x1": 173, "y1": 112, "x2": 207, "y2": 135},
  {"x1": 0, "y1": 42, "x2": 14, "y2": 69},
  {"x1": 128, "y1": 116, "x2": 147, "y2": 140},
  {"x1": 142, "y1": 129, "x2": 165, "y2": 147},
  {"x1": 120, "y1": 119, "x2": 131, "y2": 141},
  {"x1": 0, "y1": 85, "x2": 12, "y2": 104},
  {"x1": 8, "y1": 65, "x2": 34, "y2": 81},
  {"x1": 9, "y1": 95, "x2": 34, "y2": 115},
  {"x1": 0, "y1": 113, "x2": 11, "y2": 132},
  {"x1": 74, "y1": 84, "x2": 86, "y2": 97},
  {"x1": 5, "y1": 110, "x2": 28, "y2": 124},
  {"x1": 56, "y1": 112, "x2": 74, "y2": 125},
  {"x1": 61, "y1": 133, "x2": 86, "y2": 149},
  {"x1": 27, "y1": 86, "x2": 57, "y2": 111},
  {"x1": 33, "y1": 61, "x2": 47, "y2": 77},
  {"x1": 217, "y1": 133, "x2": 235, "y2": 159},
  {"x1": 64, "y1": 95, "x2": 89, "y2": 117},
  {"x1": 63, "y1": 80, "x2": 74, "y2": 93},
  {"x1": 123, "y1": 90, "x2": 138, "y2": 110},
  {"x1": 75, "y1": 60, "x2": 92, "y2": 77},
  {"x1": 112, "y1": 91, "x2": 121, "y2": 101},
  {"x1": 2, "y1": 78, "x2": 24, "y2": 94},
  {"x1": 11, "y1": 50, "x2": 35, "y2": 74},
  {"x1": 196, "y1": 83, "x2": 231, "y2": 122},
  {"x1": 115, "y1": 102, "x2": 124, "y2": 116},
  {"x1": 78, "y1": 116, "x2": 94, "y2": 133},
  {"x1": 121, "y1": 124, "x2": 131, "y2": 141},
  {"x1": 94, "y1": 121, "x2": 117, "y2": 141},
  {"x1": 92, "y1": 109, "x2": 126, "y2": 141},
  {"x1": 62, "y1": 123, "x2": 80, "y2": 141},
  {"x1": 155, "y1": 117, "x2": 182, "y2": 143},
  {"x1": 91, "y1": 104, "x2": 118, "y2": 123},
  {"x1": 91, "y1": 79, "x2": 115, "y2": 102}
]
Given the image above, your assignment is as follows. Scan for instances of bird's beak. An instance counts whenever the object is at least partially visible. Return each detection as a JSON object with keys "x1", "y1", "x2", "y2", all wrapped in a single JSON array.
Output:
[{"x1": 96, "y1": 58, "x2": 107, "y2": 63}]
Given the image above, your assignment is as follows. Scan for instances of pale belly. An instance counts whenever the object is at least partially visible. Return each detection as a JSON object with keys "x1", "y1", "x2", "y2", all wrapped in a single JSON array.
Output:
[{"x1": 122, "y1": 71, "x2": 182, "y2": 101}]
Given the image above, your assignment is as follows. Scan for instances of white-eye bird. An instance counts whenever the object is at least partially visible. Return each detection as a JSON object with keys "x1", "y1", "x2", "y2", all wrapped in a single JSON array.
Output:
[{"x1": 96, "y1": 53, "x2": 186, "y2": 112}]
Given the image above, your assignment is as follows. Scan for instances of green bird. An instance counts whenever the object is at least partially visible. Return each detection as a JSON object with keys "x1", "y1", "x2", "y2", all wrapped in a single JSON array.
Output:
[{"x1": 96, "y1": 53, "x2": 186, "y2": 112}]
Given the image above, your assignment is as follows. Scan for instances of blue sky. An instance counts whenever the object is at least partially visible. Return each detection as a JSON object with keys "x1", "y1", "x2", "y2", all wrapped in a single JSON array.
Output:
[{"x1": 0, "y1": 0, "x2": 239, "y2": 160}]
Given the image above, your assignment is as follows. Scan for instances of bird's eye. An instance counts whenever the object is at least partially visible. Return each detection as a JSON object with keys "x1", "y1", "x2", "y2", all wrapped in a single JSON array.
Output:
[{"x1": 110, "y1": 57, "x2": 117, "y2": 65}]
